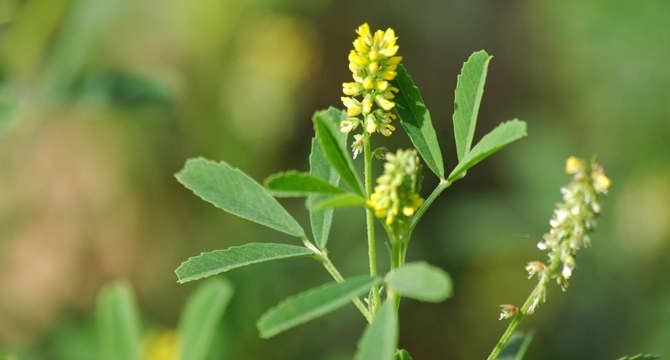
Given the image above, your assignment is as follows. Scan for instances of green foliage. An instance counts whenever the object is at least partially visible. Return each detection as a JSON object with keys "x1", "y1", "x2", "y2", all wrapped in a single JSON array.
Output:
[
  {"x1": 616, "y1": 355, "x2": 661, "y2": 360},
  {"x1": 354, "y1": 301, "x2": 399, "y2": 360},
  {"x1": 308, "y1": 193, "x2": 367, "y2": 211},
  {"x1": 178, "y1": 278, "x2": 234, "y2": 360},
  {"x1": 257, "y1": 276, "x2": 381, "y2": 339},
  {"x1": 385, "y1": 262, "x2": 453, "y2": 302},
  {"x1": 309, "y1": 136, "x2": 342, "y2": 249},
  {"x1": 395, "y1": 350, "x2": 414, "y2": 360},
  {"x1": 313, "y1": 108, "x2": 364, "y2": 195},
  {"x1": 95, "y1": 281, "x2": 141, "y2": 360},
  {"x1": 176, "y1": 157, "x2": 305, "y2": 238},
  {"x1": 448, "y1": 120, "x2": 527, "y2": 182},
  {"x1": 453, "y1": 50, "x2": 492, "y2": 161},
  {"x1": 264, "y1": 171, "x2": 345, "y2": 197},
  {"x1": 392, "y1": 64, "x2": 445, "y2": 178},
  {"x1": 176, "y1": 243, "x2": 315, "y2": 283},
  {"x1": 497, "y1": 330, "x2": 535, "y2": 360}
]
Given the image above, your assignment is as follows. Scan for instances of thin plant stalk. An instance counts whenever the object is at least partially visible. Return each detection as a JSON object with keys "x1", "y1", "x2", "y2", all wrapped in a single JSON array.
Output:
[
  {"x1": 302, "y1": 237, "x2": 372, "y2": 322},
  {"x1": 363, "y1": 136, "x2": 381, "y2": 313}
]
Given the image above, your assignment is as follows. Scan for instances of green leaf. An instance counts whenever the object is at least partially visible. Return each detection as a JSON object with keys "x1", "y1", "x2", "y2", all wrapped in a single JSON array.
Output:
[
  {"x1": 176, "y1": 243, "x2": 315, "y2": 283},
  {"x1": 448, "y1": 120, "x2": 527, "y2": 182},
  {"x1": 453, "y1": 50, "x2": 493, "y2": 162},
  {"x1": 385, "y1": 262, "x2": 453, "y2": 302},
  {"x1": 176, "y1": 157, "x2": 305, "y2": 238},
  {"x1": 354, "y1": 301, "x2": 398, "y2": 360},
  {"x1": 257, "y1": 276, "x2": 381, "y2": 339},
  {"x1": 309, "y1": 135, "x2": 342, "y2": 249},
  {"x1": 395, "y1": 350, "x2": 414, "y2": 360},
  {"x1": 308, "y1": 193, "x2": 367, "y2": 212},
  {"x1": 498, "y1": 330, "x2": 535, "y2": 360},
  {"x1": 264, "y1": 171, "x2": 345, "y2": 197},
  {"x1": 178, "y1": 278, "x2": 234, "y2": 360},
  {"x1": 392, "y1": 64, "x2": 445, "y2": 178},
  {"x1": 313, "y1": 108, "x2": 364, "y2": 195},
  {"x1": 616, "y1": 355, "x2": 661, "y2": 360},
  {"x1": 96, "y1": 281, "x2": 141, "y2": 360}
]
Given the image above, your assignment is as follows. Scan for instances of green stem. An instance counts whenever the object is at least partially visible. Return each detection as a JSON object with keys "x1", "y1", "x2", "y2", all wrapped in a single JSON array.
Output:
[
  {"x1": 303, "y1": 237, "x2": 372, "y2": 322},
  {"x1": 406, "y1": 178, "x2": 451, "y2": 242},
  {"x1": 364, "y1": 136, "x2": 381, "y2": 313},
  {"x1": 486, "y1": 253, "x2": 561, "y2": 360}
]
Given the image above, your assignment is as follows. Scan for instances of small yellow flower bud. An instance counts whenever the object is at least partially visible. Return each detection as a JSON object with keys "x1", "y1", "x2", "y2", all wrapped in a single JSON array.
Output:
[
  {"x1": 342, "y1": 82, "x2": 359, "y2": 96},
  {"x1": 362, "y1": 97, "x2": 372, "y2": 114},
  {"x1": 402, "y1": 206, "x2": 415, "y2": 216},
  {"x1": 363, "y1": 77, "x2": 373, "y2": 90},
  {"x1": 378, "y1": 97, "x2": 395, "y2": 110},
  {"x1": 376, "y1": 81, "x2": 389, "y2": 91},
  {"x1": 353, "y1": 38, "x2": 368, "y2": 53},
  {"x1": 340, "y1": 120, "x2": 358, "y2": 133},
  {"x1": 369, "y1": 50, "x2": 379, "y2": 62},
  {"x1": 368, "y1": 62, "x2": 380, "y2": 72},
  {"x1": 356, "y1": 23, "x2": 371, "y2": 38},
  {"x1": 366, "y1": 116, "x2": 377, "y2": 133},
  {"x1": 381, "y1": 70, "x2": 397, "y2": 81},
  {"x1": 565, "y1": 156, "x2": 584, "y2": 174},
  {"x1": 380, "y1": 124, "x2": 395, "y2": 137},
  {"x1": 595, "y1": 174, "x2": 611, "y2": 189}
]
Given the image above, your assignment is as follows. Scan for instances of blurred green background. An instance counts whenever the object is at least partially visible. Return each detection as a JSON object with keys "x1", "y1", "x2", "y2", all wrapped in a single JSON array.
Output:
[{"x1": 1, "y1": 0, "x2": 669, "y2": 359}]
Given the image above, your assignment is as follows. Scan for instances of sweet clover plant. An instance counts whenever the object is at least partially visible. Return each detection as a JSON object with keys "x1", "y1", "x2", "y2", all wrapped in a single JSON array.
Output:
[{"x1": 170, "y1": 23, "x2": 643, "y2": 360}]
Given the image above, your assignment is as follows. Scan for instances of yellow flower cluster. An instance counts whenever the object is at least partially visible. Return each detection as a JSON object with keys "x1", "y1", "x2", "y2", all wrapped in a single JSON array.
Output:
[
  {"x1": 340, "y1": 23, "x2": 402, "y2": 137},
  {"x1": 143, "y1": 330, "x2": 180, "y2": 360},
  {"x1": 368, "y1": 149, "x2": 424, "y2": 226}
]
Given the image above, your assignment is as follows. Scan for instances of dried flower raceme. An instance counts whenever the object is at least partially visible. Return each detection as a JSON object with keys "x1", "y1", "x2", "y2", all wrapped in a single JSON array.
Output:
[
  {"x1": 499, "y1": 156, "x2": 611, "y2": 320},
  {"x1": 340, "y1": 23, "x2": 402, "y2": 141},
  {"x1": 368, "y1": 149, "x2": 424, "y2": 228}
]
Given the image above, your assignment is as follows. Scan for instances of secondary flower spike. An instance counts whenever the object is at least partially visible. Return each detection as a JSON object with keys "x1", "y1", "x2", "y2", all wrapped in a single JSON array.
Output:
[
  {"x1": 368, "y1": 149, "x2": 424, "y2": 228},
  {"x1": 499, "y1": 156, "x2": 611, "y2": 320},
  {"x1": 340, "y1": 23, "x2": 402, "y2": 140}
]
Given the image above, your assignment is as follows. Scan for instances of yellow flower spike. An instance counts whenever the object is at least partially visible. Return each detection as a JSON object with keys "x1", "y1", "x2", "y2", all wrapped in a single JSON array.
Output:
[
  {"x1": 565, "y1": 156, "x2": 584, "y2": 174},
  {"x1": 343, "y1": 23, "x2": 401, "y2": 141}
]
